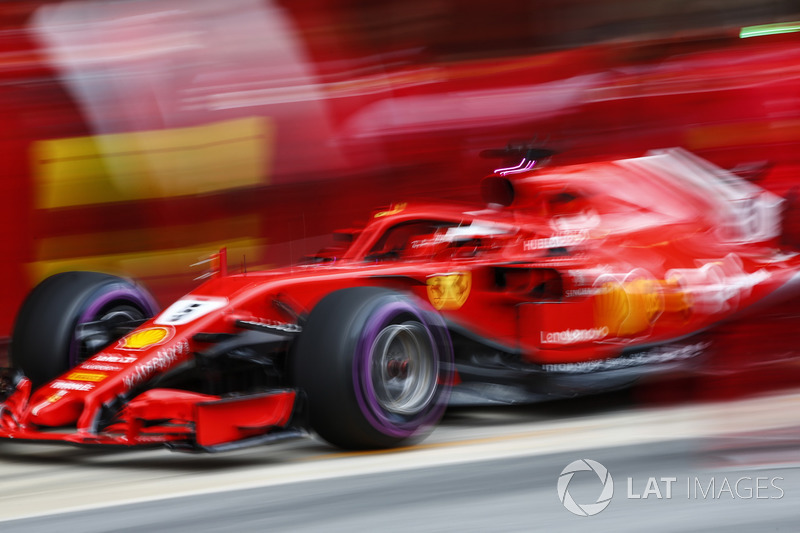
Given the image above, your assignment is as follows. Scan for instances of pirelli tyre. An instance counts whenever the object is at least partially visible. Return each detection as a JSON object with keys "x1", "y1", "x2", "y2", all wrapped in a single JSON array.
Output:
[
  {"x1": 293, "y1": 287, "x2": 453, "y2": 450},
  {"x1": 11, "y1": 271, "x2": 159, "y2": 389}
]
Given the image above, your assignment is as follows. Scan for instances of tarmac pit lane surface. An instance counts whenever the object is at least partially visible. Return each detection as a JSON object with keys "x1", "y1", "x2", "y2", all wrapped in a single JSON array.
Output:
[{"x1": 0, "y1": 389, "x2": 798, "y2": 532}]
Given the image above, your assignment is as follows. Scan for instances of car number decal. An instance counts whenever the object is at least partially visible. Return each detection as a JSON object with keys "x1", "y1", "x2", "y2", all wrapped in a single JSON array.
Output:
[{"x1": 155, "y1": 297, "x2": 228, "y2": 326}]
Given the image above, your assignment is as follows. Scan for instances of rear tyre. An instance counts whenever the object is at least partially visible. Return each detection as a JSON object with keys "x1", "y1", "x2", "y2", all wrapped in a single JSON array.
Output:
[
  {"x1": 11, "y1": 272, "x2": 159, "y2": 388},
  {"x1": 293, "y1": 287, "x2": 453, "y2": 449}
]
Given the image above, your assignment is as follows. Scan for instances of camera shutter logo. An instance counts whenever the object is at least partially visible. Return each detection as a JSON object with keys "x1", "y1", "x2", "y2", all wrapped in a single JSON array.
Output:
[{"x1": 557, "y1": 459, "x2": 614, "y2": 516}]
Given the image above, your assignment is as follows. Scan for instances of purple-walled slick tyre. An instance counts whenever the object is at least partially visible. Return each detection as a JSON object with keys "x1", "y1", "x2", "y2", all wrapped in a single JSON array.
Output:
[
  {"x1": 293, "y1": 287, "x2": 453, "y2": 450},
  {"x1": 11, "y1": 271, "x2": 158, "y2": 389}
]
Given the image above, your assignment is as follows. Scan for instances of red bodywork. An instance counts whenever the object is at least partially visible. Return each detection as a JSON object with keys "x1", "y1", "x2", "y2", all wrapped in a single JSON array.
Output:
[
  {"x1": 1, "y1": 0, "x2": 799, "y2": 346},
  {"x1": 1, "y1": 148, "x2": 799, "y2": 450}
]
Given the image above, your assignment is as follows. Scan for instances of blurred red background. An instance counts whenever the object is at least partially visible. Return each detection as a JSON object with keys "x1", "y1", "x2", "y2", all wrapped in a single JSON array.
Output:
[{"x1": 0, "y1": 0, "x2": 799, "y2": 346}]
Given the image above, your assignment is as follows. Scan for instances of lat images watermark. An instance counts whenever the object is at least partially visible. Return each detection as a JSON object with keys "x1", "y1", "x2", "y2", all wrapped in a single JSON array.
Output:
[
  {"x1": 557, "y1": 459, "x2": 614, "y2": 516},
  {"x1": 557, "y1": 460, "x2": 785, "y2": 516},
  {"x1": 626, "y1": 475, "x2": 785, "y2": 500}
]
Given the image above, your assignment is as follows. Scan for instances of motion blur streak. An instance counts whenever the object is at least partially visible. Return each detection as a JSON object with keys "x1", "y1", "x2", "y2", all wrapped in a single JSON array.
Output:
[
  {"x1": 0, "y1": 1, "x2": 799, "y2": 530},
  {"x1": 740, "y1": 21, "x2": 800, "y2": 38},
  {"x1": 0, "y1": 0, "x2": 799, "y2": 341},
  {"x1": 33, "y1": 117, "x2": 270, "y2": 208}
]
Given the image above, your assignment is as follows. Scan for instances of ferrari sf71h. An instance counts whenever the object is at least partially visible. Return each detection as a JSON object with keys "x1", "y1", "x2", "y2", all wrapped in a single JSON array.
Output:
[{"x1": 1, "y1": 148, "x2": 798, "y2": 451}]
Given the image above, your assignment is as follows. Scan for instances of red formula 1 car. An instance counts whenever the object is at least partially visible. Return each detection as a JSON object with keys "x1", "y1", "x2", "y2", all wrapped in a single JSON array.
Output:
[{"x1": 1, "y1": 148, "x2": 799, "y2": 451}]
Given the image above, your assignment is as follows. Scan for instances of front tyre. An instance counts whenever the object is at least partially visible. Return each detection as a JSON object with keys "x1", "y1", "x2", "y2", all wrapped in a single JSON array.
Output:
[
  {"x1": 293, "y1": 287, "x2": 453, "y2": 449},
  {"x1": 11, "y1": 271, "x2": 159, "y2": 388}
]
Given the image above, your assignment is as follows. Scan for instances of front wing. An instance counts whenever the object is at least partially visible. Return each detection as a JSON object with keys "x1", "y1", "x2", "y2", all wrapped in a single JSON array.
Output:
[{"x1": 0, "y1": 372, "x2": 306, "y2": 452}]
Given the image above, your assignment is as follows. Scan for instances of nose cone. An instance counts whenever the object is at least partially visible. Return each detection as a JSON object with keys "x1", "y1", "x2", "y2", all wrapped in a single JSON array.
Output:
[{"x1": 27, "y1": 388, "x2": 83, "y2": 427}]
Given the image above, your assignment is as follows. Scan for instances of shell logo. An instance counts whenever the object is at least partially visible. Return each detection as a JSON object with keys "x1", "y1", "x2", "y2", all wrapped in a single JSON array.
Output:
[{"x1": 118, "y1": 327, "x2": 173, "y2": 350}]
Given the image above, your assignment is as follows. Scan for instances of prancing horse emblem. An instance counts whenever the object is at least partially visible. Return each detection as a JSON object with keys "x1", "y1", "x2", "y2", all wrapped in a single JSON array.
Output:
[{"x1": 427, "y1": 272, "x2": 471, "y2": 310}]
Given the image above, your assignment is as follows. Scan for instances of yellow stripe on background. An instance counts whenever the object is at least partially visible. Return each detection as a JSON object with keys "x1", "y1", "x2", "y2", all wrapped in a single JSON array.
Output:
[
  {"x1": 33, "y1": 117, "x2": 272, "y2": 209},
  {"x1": 34, "y1": 215, "x2": 262, "y2": 260}
]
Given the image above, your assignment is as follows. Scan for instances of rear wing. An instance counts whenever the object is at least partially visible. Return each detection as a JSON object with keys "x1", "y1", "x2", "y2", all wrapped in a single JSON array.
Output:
[{"x1": 620, "y1": 148, "x2": 784, "y2": 244}]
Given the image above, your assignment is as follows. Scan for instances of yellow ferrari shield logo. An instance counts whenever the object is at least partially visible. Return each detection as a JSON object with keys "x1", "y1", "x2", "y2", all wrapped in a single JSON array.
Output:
[{"x1": 427, "y1": 272, "x2": 471, "y2": 310}]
